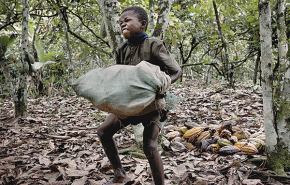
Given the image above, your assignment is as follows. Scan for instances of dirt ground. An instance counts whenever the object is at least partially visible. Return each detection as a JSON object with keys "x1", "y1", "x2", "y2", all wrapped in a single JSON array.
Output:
[{"x1": 1, "y1": 81, "x2": 289, "y2": 184}]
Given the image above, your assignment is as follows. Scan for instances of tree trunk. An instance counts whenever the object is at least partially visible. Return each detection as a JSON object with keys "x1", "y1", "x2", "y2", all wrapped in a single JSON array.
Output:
[
  {"x1": 152, "y1": 0, "x2": 173, "y2": 39},
  {"x1": 15, "y1": 0, "x2": 29, "y2": 117},
  {"x1": 205, "y1": 65, "x2": 213, "y2": 85},
  {"x1": 274, "y1": 0, "x2": 290, "y2": 175},
  {"x1": 98, "y1": 0, "x2": 123, "y2": 53},
  {"x1": 213, "y1": 0, "x2": 232, "y2": 86},
  {"x1": 253, "y1": 49, "x2": 261, "y2": 85},
  {"x1": 148, "y1": 0, "x2": 155, "y2": 36},
  {"x1": 259, "y1": 0, "x2": 289, "y2": 176},
  {"x1": 58, "y1": 8, "x2": 73, "y2": 84},
  {"x1": 0, "y1": 36, "x2": 15, "y2": 98}
]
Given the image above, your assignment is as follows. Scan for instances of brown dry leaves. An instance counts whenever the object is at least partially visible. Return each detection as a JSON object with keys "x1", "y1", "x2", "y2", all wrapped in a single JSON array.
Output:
[{"x1": 0, "y1": 82, "x2": 287, "y2": 184}]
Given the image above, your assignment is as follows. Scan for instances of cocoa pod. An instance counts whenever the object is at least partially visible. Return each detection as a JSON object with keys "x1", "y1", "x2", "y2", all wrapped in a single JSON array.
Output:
[
  {"x1": 183, "y1": 127, "x2": 204, "y2": 138},
  {"x1": 200, "y1": 139, "x2": 216, "y2": 152},
  {"x1": 165, "y1": 131, "x2": 181, "y2": 140},
  {"x1": 235, "y1": 142, "x2": 259, "y2": 155},
  {"x1": 188, "y1": 134, "x2": 199, "y2": 143},
  {"x1": 209, "y1": 143, "x2": 220, "y2": 153},
  {"x1": 218, "y1": 145, "x2": 240, "y2": 155},
  {"x1": 219, "y1": 129, "x2": 232, "y2": 139},
  {"x1": 217, "y1": 138, "x2": 233, "y2": 147},
  {"x1": 197, "y1": 131, "x2": 211, "y2": 141},
  {"x1": 179, "y1": 126, "x2": 188, "y2": 134}
]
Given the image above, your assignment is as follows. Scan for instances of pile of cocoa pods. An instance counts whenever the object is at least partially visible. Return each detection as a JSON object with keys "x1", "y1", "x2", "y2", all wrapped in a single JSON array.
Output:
[{"x1": 163, "y1": 123, "x2": 265, "y2": 155}]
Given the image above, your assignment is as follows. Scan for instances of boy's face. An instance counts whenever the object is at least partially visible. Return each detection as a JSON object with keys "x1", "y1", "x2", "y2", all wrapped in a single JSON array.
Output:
[{"x1": 119, "y1": 10, "x2": 145, "y2": 39}]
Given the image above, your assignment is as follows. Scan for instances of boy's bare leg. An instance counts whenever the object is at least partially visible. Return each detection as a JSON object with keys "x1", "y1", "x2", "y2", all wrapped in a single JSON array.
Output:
[
  {"x1": 97, "y1": 114, "x2": 129, "y2": 183},
  {"x1": 143, "y1": 123, "x2": 164, "y2": 185}
]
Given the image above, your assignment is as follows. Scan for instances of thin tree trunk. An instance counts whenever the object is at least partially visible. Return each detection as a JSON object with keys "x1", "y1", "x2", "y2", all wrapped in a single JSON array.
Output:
[
  {"x1": 205, "y1": 65, "x2": 213, "y2": 85},
  {"x1": 58, "y1": 9, "x2": 73, "y2": 84},
  {"x1": 152, "y1": 0, "x2": 173, "y2": 40},
  {"x1": 98, "y1": 0, "x2": 123, "y2": 53},
  {"x1": 32, "y1": 12, "x2": 42, "y2": 57},
  {"x1": 253, "y1": 49, "x2": 261, "y2": 85},
  {"x1": 213, "y1": 0, "x2": 232, "y2": 86},
  {"x1": 15, "y1": 0, "x2": 29, "y2": 117},
  {"x1": 0, "y1": 36, "x2": 15, "y2": 98},
  {"x1": 148, "y1": 0, "x2": 155, "y2": 36},
  {"x1": 32, "y1": 13, "x2": 45, "y2": 95}
]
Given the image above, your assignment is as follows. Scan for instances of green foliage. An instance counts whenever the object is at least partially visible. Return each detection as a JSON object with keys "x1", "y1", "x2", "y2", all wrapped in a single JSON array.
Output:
[
  {"x1": 34, "y1": 38, "x2": 45, "y2": 62},
  {"x1": 0, "y1": 0, "x2": 288, "y2": 92},
  {"x1": 32, "y1": 37, "x2": 64, "y2": 71},
  {"x1": 0, "y1": 35, "x2": 9, "y2": 47}
]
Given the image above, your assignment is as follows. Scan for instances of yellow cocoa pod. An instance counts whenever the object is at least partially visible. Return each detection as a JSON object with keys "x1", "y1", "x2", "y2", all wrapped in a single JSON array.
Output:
[
  {"x1": 197, "y1": 131, "x2": 211, "y2": 141},
  {"x1": 233, "y1": 131, "x2": 245, "y2": 140},
  {"x1": 239, "y1": 143, "x2": 259, "y2": 155},
  {"x1": 234, "y1": 142, "x2": 248, "y2": 149},
  {"x1": 210, "y1": 143, "x2": 220, "y2": 153},
  {"x1": 217, "y1": 139, "x2": 233, "y2": 147},
  {"x1": 165, "y1": 131, "x2": 181, "y2": 139},
  {"x1": 179, "y1": 126, "x2": 188, "y2": 134},
  {"x1": 183, "y1": 127, "x2": 204, "y2": 139}
]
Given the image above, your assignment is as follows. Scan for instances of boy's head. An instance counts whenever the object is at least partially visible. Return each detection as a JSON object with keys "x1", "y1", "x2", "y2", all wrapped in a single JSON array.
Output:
[{"x1": 120, "y1": 6, "x2": 148, "y2": 39}]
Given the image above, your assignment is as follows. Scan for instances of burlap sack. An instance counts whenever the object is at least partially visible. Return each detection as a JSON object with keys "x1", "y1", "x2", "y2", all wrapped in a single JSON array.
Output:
[{"x1": 72, "y1": 61, "x2": 171, "y2": 118}]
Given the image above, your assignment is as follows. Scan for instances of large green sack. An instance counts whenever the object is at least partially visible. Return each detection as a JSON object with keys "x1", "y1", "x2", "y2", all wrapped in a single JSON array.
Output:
[{"x1": 72, "y1": 61, "x2": 171, "y2": 118}]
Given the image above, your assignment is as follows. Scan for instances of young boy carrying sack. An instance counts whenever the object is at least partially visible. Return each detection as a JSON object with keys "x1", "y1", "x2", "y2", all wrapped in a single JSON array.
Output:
[{"x1": 97, "y1": 6, "x2": 182, "y2": 185}]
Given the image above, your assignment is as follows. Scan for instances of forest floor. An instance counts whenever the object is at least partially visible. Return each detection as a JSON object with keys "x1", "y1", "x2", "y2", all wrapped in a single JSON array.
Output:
[{"x1": 1, "y1": 81, "x2": 289, "y2": 185}]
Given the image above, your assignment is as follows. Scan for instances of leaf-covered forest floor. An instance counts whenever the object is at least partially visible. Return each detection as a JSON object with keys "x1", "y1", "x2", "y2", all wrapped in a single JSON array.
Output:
[{"x1": 1, "y1": 81, "x2": 289, "y2": 185}]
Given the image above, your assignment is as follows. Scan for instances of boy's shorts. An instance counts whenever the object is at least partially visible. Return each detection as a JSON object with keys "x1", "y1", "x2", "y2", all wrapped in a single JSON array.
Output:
[{"x1": 118, "y1": 110, "x2": 166, "y2": 131}]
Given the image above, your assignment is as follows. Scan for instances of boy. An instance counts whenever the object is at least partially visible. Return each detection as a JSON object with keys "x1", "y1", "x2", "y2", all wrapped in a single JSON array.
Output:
[{"x1": 97, "y1": 6, "x2": 182, "y2": 185}]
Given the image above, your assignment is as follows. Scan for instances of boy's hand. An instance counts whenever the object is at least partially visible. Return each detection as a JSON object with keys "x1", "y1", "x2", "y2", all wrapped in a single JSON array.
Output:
[
  {"x1": 156, "y1": 93, "x2": 166, "y2": 99},
  {"x1": 170, "y1": 69, "x2": 182, "y2": 84}
]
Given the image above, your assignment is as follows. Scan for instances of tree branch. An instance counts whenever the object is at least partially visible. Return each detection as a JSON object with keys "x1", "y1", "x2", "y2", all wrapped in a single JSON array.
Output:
[
  {"x1": 67, "y1": 9, "x2": 110, "y2": 47},
  {"x1": 52, "y1": 4, "x2": 112, "y2": 57},
  {"x1": 184, "y1": 37, "x2": 200, "y2": 64},
  {"x1": 30, "y1": 13, "x2": 58, "y2": 17},
  {"x1": 67, "y1": 28, "x2": 111, "y2": 56},
  {"x1": 0, "y1": 21, "x2": 18, "y2": 31},
  {"x1": 181, "y1": 62, "x2": 216, "y2": 67}
]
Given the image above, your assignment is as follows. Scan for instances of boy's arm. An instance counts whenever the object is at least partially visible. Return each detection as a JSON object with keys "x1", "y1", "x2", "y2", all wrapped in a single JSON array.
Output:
[
  {"x1": 170, "y1": 68, "x2": 182, "y2": 84},
  {"x1": 151, "y1": 39, "x2": 182, "y2": 81}
]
